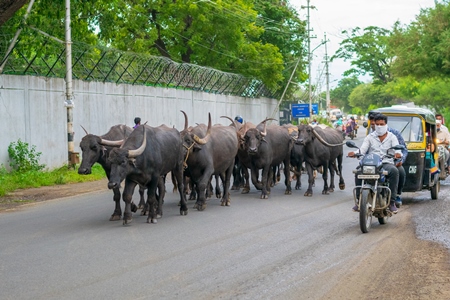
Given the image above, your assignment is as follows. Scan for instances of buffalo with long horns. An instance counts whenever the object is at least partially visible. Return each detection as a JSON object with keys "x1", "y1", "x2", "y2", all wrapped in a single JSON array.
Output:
[
  {"x1": 107, "y1": 124, "x2": 188, "y2": 225},
  {"x1": 296, "y1": 124, "x2": 345, "y2": 196},
  {"x1": 243, "y1": 119, "x2": 293, "y2": 199},
  {"x1": 180, "y1": 111, "x2": 238, "y2": 211}
]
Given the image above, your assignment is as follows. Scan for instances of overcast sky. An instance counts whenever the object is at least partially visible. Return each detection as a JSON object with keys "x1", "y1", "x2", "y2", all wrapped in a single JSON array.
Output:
[{"x1": 289, "y1": 0, "x2": 437, "y2": 90}]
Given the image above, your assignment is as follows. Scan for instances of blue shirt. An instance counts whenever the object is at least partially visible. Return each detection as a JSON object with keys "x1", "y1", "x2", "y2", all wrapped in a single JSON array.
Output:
[{"x1": 388, "y1": 127, "x2": 408, "y2": 163}]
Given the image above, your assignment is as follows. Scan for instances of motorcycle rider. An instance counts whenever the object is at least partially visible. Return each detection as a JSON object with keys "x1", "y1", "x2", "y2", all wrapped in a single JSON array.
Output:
[
  {"x1": 436, "y1": 119, "x2": 450, "y2": 174},
  {"x1": 368, "y1": 112, "x2": 407, "y2": 207},
  {"x1": 348, "y1": 113, "x2": 403, "y2": 214}
]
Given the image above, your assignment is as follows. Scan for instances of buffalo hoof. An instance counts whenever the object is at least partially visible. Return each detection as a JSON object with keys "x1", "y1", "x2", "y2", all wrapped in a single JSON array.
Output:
[
  {"x1": 260, "y1": 194, "x2": 269, "y2": 199},
  {"x1": 285, "y1": 190, "x2": 292, "y2": 195},
  {"x1": 328, "y1": 188, "x2": 334, "y2": 193},
  {"x1": 216, "y1": 193, "x2": 222, "y2": 199},
  {"x1": 194, "y1": 202, "x2": 206, "y2": 211},
  {"x1": 231, "y1": 185, "x2": 239, "y2": 190},
  {"x1": 322, "y1": 190, "x2": 329, "y2": 195},
  {"x1": 131, "y1": 203, "x2": 138, "y2": 213},
  {"x1": 220, "y1": 199, "x2": 231, "y2": 206},
  {"x1": 304, "y1": 191, "x2": 313, "y2": 197},
  {"x1": 156, "y1": 214, "x2": 162, "y2": 219},
  {"x1": 123, "y1": 217, "x2": 132, "y2": 225},
  {"x1": 109, "y1": 214, "x2": 121, "y2": 221},
  {"x1": 189, "y1": 194, "x2": 196, "y2": 200},
  {"x1": 180, "y1": 209, "x2": 188, "y2": 216},
  {"x1": 147, "y1": 217, "x2": 157, "y2": 224},
  {"x1": 241, "y1": 188, "x2": 250, "y2": 194},
  {"x1": 339, "y1": 183, "x2": 345, "y2": 190}
]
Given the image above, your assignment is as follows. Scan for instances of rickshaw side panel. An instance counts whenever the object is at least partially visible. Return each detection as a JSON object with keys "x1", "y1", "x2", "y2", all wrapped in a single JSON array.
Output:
[{"x1": 403, "y1": 151, "x2": 425, "y2": 192}]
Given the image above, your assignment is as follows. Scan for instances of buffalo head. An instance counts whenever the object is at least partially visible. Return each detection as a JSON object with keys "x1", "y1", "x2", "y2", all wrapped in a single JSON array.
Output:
[
  {"x1": 107, "y1": 127, "x2": 147, "y2": 190},
  {"x1": 180, "y1": 111, "x2": 212, "y2": 156},
  {"x1": 296, "y1": 124, "x2": 314, "y2": 145},
  {"x1": 243, "y1": 118, "x2": 272, "y2": 154},
  {"x1": 78, "y1": 126, "x2": 124, "y2": 175}
]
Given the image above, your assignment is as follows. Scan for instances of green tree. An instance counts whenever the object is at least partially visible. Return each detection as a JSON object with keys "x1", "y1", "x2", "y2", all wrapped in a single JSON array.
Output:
[
  {"x1": 390, "y1": 2, "x2": 450, "y2": 79},
  {"x1": 1, "y1": 0, "x2": 307, "y2": 94},
  {"x1": 332, "y1": 26, "x2": 393, "y2": 84},
  {"x1": 329, "y1": 76, "x2": 362, "y2": 112}
]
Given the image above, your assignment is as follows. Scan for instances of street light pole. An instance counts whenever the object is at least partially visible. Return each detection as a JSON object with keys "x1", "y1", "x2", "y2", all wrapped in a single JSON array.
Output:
[{"x1": 301, "y1": 0, "x2": 315, "y2": 121}]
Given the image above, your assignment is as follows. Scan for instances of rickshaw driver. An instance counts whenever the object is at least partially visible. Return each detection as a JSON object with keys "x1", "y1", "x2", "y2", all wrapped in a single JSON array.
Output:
[
  {"x1": 368, "y1": 112, "x2": 408, "y2": 207},
  {"x1": 436, "y1": 120, "x2": 450, "y2": 174},
  {"x1": 349, "y1": 114, "x2": 403, "y2": 213}
]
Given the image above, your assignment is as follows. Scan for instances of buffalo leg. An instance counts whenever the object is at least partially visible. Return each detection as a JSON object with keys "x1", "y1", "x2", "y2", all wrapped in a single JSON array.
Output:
[
  {"x1": 220, "y1": 164, "x2": 233, "y2": 206},
  {"x1": 283, "y1": 160, "x2": 292, "y2": 195},
  {"x1": 146, "y1": 176, "x2": 159, "y2": 224},
  {"x1": 304, "y1": 163, "x2": 315, "y2": 197},
  {"x1": 110, "y1": 187, "x2": 122, "y2": 221},
  {"x1": 321, "y1": 162, "x2": 330, "y2": 195},
  {"x1": 241, "y1": 167, "x2": 251, "y2": 194},
  {"x1": 122, "y1": 180, "x2": 138, "y2": 225},
  {"x1": 173, "y1": 167, "x2": 188, "y2": 216},
  {"x1": 155, "y1": 176, "x2": 166, "y2": 218}
]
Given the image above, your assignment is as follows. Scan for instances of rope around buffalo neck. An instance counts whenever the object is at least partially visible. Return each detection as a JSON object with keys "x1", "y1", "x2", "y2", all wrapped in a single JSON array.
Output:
[
  {"x1": 312, "y1": 128, "x2": 346, "y2": 147},
  {"x1": 183, "y1": 142, "x2": 195, "y2": 169}
]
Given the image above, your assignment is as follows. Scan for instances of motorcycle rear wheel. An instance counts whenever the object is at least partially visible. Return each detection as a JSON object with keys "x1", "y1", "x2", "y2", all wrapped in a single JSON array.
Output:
[{"x1": 359, "y1": 189, "x2": 373, "y2": 233}]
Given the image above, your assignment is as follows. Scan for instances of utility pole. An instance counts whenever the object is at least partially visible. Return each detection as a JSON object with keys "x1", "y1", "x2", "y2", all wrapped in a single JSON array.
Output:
[
  {"x1": 324, "y1": 33, "x2": 331, "y2": 115},
  {"x1": 301, "y1": 0, "x2": 315, "y2": 121},
  {"x1": 65, "y1": 0, "x2": 76, "y2": 168}
]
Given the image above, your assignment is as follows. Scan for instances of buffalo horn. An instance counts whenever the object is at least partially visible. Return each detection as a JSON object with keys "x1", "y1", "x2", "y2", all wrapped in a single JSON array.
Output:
[
  {"x1": 193, "y1": 113, "x2": 211, "y2": 145},
  {"x1": 100, "y1": 139, "x2": 124, "y2": 147},
  {"x1": 80, "y1": 125, "x2": 89, "y2": 135},
  {"x1": 181, "y1": 110, "x2": 188, "y2": 131},
  {"x1": 259, "y1": 118, "x2": 277, "y2": 137},
  {"x1": 220, "y1": 116, "x2": 237, "y2": 129},
  {"x1": 312, "y1": 127, "x2": 345, "y2": 147},
  {"x1": 128, "y1": 127, "x2": 147, "y2": 158}
]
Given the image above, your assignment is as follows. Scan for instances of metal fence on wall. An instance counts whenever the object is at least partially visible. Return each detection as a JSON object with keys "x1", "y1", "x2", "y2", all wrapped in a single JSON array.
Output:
[{"x1": 0, "y1": 27, "x2": 276, "y2": 98}]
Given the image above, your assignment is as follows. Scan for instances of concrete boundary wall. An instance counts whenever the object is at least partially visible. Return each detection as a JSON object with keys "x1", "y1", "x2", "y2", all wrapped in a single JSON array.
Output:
[{"x1": 0, "y1": 75, "x2": 277, "y2": 169}]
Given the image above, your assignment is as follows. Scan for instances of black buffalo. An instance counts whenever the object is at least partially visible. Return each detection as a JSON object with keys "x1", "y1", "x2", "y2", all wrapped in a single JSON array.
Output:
[
  {"x1": 296, "y1": 124, "x2": 345, "y2": 196},
  {"x1": 243, "y1": 119, "x2": 293, "y2": 198},
  {"x1": 78, "y1": 124, "x2": 145, "y2": 221},
  {"x1": 180, "y1": 112, "x2": 238, "y2": 211},
  {"x1": 107, "y1": 124, "x2": 188, "y2": 225},
  {"x1": 282, "y1": 123, "x2": 305, "y2": 190}
]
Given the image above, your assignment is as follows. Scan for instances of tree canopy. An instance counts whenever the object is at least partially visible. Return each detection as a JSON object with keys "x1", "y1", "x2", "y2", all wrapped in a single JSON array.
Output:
[{"x1": 1, "y1": 0, "x2": 307, "y2": 95}]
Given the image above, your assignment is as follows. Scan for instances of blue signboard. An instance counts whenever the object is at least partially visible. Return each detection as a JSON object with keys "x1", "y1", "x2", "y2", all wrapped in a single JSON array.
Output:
[
  {"x1": 291, "y1": 103, "x2": 319, "y2": 118},
  {"x1": 311, "y1": 103, "x2": 319, "y2": 115},
  {"x1": 291, "y1": 103, "x2": 309, "y2": 117}
]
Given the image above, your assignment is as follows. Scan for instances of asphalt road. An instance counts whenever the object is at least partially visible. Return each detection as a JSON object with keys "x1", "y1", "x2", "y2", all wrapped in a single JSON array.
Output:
[{"x1": 1, "y1": 131, "x2": 450, "y2": 300}]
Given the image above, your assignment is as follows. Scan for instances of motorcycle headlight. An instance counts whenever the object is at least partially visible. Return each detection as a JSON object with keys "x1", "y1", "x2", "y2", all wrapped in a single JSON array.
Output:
[{"x1": 362, "y1": 166, "x2": 376, "y2": 174}]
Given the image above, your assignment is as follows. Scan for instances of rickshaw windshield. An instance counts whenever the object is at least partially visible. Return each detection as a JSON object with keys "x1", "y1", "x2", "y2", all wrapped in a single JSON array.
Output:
[{"x1": 387, "y1": 116, "x2": 423, "y2": 142}]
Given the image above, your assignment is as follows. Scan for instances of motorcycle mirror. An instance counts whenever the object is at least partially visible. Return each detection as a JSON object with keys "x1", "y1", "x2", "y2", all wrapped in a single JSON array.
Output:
[
  {"x1": 387, "y1": 148, "x2": 396, "y2": 156},
  {"x1": 345, "y1": 141, "x2": 358, "y2": 148},
  {"x1": 363, "y1": 121, "x2": 368, "y2": 128}
]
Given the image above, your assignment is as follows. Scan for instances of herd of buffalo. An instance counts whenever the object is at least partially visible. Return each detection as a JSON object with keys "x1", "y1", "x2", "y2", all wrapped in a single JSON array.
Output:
[{"x1": 78, "y1": 111, "x2": 346, "y2": 225}]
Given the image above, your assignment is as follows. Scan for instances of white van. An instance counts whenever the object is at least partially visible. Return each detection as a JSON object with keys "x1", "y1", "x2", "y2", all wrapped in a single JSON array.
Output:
[{"x1": 329, "y1": 109, "x2": 342, "y2": 121}]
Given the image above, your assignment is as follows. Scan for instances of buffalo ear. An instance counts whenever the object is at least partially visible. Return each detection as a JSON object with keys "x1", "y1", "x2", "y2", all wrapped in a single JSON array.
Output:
[{"x1": 193, "y1": 144, "x2": 202, "y2": 151}]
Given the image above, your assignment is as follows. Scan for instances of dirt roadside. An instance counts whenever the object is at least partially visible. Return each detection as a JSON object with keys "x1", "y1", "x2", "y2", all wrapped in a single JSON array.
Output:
[
  {"x1": 0, "y1": 179, "x2": 109, "y2": 212},
  {"x1": 1, "y1": 180, "x2": 450, "y2": 298}
]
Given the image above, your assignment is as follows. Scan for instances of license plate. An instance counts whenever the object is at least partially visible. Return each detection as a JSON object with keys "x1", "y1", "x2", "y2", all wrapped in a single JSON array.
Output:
[{"x1": 358, "y1": 174, "x2": 380, "y2": 179}]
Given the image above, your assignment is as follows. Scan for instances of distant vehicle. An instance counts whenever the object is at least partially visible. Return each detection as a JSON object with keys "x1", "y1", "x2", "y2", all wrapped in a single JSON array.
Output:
[{"x1": 329, "y1": 108, "x2": 342, "y2": 121}]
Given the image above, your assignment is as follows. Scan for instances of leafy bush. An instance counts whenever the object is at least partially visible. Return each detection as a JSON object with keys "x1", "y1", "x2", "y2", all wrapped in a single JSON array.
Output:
[
  {"x1": 0, "y1": 163, "x2": 106, "y2": 197},
  {"x1": 8, "y1": 139, "x2": 45, "y2": 173}
]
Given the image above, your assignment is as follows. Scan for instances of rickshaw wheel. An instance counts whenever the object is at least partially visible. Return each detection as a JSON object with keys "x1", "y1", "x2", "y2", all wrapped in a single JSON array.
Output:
[{"x1": 431, "y1": 179, "x2": 439, "y2": 200}]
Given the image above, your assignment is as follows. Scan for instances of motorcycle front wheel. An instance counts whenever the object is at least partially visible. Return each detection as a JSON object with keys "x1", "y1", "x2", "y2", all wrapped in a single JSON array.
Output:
[{"x1": 359, "y1": 189, "x2": 373, "y2": 233}]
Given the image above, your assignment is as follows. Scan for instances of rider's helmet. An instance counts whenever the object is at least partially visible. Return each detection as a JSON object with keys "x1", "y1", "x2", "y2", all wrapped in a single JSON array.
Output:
[{"x1": 235, "y1": 115, "x2": 243, "y2": 124}]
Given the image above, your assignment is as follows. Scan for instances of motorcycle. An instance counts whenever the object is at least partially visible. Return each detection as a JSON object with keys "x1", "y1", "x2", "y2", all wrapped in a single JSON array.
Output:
[
  {"x1": 346, "y1": 141, "x2": 406, "y2": 233},
  {"x1": 437, "y1": 144, "x2": 449, "y2": 179}
]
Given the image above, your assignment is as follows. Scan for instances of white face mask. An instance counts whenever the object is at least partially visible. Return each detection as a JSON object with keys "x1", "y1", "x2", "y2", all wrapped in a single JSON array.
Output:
[{"x1": 375, "y1": 125, "x2": 388, "y2": 136}]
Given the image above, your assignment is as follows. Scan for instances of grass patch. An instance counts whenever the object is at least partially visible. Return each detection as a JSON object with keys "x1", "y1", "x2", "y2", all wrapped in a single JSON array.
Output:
[{"x1": 0, "y1": 163, "x2": 106, "y2": 197}]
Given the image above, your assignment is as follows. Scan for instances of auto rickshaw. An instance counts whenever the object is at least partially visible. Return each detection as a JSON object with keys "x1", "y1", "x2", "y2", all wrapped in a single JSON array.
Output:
[{"x1": 364, "y1": 106, "x2": 440, "y2": 200}]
